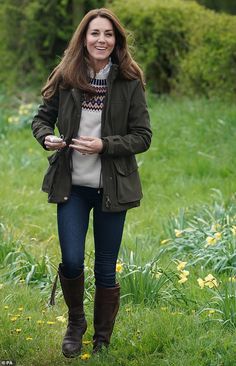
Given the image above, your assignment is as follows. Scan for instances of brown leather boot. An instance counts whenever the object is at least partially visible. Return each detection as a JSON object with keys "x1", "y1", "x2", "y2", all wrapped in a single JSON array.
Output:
[
  {"x1": 58, "y1": 264, "x2": 87, "y2": 358},
  {"x1": 93, "y1": 283, "x2": 120, "y2": 353}
]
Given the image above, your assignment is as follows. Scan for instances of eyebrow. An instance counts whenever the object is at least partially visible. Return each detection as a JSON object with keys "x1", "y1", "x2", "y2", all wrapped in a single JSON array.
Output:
[{"x1": 90, "y1": 28, "x2": 114, "y2": 32}]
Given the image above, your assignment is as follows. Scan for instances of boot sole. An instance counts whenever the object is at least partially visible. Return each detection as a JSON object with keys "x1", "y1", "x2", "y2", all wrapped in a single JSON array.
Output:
[{"x1": 62, "y1": 351, "x2": 81, "y2": 358}]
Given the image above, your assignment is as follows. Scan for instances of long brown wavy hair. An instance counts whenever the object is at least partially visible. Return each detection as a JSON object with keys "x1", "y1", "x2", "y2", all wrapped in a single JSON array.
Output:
[{"x1": 42, "y1": 8, "x2": 145, "y2": 99}]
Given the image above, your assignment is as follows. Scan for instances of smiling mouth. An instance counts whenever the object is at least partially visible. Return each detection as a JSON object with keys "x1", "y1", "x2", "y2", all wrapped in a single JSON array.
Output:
[{"x1": 95, "y1": 47, "x2": 107, "y2": 50}]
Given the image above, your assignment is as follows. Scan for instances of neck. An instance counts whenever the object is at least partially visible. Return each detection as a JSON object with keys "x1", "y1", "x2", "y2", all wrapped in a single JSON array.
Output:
[{"x1": 93, "y1": 59, "x2": 110, "y2": 73}]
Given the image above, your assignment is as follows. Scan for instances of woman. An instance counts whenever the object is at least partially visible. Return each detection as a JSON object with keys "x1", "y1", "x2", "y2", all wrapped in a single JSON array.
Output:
[{"x1": 32, "y1": 8, "x2": 152, "y2": 358}]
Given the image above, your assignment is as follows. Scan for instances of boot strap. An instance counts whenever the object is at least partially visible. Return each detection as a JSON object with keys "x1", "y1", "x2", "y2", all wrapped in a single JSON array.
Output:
[{"x1": 49, "y1": 272, "x2": 59, "y2": 306}]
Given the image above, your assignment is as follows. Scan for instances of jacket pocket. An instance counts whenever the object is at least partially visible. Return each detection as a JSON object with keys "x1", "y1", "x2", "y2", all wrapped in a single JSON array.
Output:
[
  {"x1": 42, "y1": 152, "x2": 60, "y2": 193},
  {"x1": 113, "y1": 156, "x2": 143, "y2": 204}
]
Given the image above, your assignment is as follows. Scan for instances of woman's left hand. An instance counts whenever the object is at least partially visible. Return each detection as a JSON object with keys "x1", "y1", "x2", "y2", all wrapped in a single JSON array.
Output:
[{"x1": 69, "y1": 136, "x2": 103, "y2": 154}]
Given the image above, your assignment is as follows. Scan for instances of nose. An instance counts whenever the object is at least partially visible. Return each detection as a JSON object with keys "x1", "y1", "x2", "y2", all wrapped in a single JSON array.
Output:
[{"x1": 97, "y1": 33, "x2": 105, "y2": 43}]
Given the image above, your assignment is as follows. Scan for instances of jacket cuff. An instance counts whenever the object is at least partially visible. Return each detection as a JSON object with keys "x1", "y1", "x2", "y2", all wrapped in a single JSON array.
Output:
[{"x1": 99, "y1": 138, "x2": 109, "y2": 155}]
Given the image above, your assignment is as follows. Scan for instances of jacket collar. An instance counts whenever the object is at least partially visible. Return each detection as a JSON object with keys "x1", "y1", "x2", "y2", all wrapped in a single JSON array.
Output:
[{"x1": 107, "y1": 64, "x2": 119, "y2": 85}]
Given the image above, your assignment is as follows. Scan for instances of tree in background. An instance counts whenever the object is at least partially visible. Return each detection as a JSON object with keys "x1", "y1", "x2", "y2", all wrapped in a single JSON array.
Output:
[
  {"x1": 187, "y1": 0, "x2": 236, "y2": 15},
  {"x1": 0, "y1": 0, "x2": 104, "y2": 92}
]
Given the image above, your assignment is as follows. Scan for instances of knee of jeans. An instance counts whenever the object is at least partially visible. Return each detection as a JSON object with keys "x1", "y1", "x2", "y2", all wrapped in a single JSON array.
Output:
[
  {"x1": 61, "y1": 261, "x2": 84, "y2": 279},
  {"x1": 94, "y1": 264, "x2": 116, "y2": 288}
]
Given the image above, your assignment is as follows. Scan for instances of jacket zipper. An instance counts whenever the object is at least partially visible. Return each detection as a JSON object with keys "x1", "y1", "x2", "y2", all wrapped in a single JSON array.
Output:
[{"x1": 100, "y1": 73, "x2": 113, "y2": 208}]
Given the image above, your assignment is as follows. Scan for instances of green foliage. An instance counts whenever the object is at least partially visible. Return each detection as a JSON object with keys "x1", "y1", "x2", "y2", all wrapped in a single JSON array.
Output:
[
  {"x1": 194, "y1": 0, "x2": 236, "y2": 15},
  {"x1": 0, "y1": 224, "x2": 56, "y2": 290},
  {"x1": 110, "y1": 0, "x2": 190, "y2": 94},
  {"x1": 179, "y1": 10, "x2": 236, "y2": 98},
  {"x1": 163, "y1": 191, "x2": 236, "y2": 273},
  {"x1": 118, "y1": 243, "x2": 189, "y2": 306},
  {"x1": 110, "y1": 0, "x2": 236, "y2": 98},
  {"x1": 0, "y1": 0, "x2": 105, "y2": 92},
  {"x1": 0, "y1": 0, "x2": 73, "y2": 90},
  {"x1": 199, "y1": 278, "x2": 236, "y2": 328},
  {"x1": 1, "y1": 94, "x2": 236, "y2": 363}
]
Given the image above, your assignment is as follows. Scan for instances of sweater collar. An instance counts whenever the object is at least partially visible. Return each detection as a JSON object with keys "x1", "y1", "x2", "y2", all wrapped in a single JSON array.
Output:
[{"x1": 89, "y1": 59, "x2": 112, "y2": 80}]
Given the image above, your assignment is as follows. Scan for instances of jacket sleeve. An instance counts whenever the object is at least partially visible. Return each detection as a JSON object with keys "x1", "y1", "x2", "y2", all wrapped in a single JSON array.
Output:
[
  {"x1": 31, "y1": 90, "x2": 59, "y2": 149},
  {"x1": 101, "y1": 81, "x2": 152, "y2": 157}
]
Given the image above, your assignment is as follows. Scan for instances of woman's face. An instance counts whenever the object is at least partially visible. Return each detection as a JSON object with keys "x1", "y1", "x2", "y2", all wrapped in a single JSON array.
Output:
[{"x1": 85, "y1": 16, "x2": 116, "y2": 71}]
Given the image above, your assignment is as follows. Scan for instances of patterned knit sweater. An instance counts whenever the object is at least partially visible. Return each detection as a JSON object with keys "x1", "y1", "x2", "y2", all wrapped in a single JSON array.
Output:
[{"x1": 71, "y1": 61, "x2": 111, "y2": 188}]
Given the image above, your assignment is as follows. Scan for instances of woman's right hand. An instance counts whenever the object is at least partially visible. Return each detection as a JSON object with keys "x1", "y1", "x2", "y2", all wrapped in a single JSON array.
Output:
[{"x1": 44, "y1": 135, "x2": 66, "y2": 150}]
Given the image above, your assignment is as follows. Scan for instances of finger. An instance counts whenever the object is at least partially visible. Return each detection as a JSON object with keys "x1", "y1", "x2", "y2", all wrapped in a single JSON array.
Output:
[
  {"x1": 71, "y1": 138, "x2": 91, "y2": 146},
  {"x1": 70, "y1": 142, "x2": 88, "y2": 149},
  {"x1": 71, "y1": 138, "x2": 80, "y2": 144},
  {"x1": 72, "y1": 140, "x2": 91, "y2": 148},
  {"x1": 45, "y1": 136, "x2": 63, "y2": 143},
  {"x1": 46, "y1": 141, "x2": 65, "y2": 147},
  {"x1": 79, "y1": 136, "x2": 94, "y2": 141},
  {"x1": 46, "y1": 141, "x2": 66, "y2": 149},
  {"x1": 69, "y1": 144, "x2": 94, "y2": 154}
]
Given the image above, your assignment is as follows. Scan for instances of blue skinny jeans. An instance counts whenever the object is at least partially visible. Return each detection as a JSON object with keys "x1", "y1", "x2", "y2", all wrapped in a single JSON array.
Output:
[{"x1": 57, "y1": 185, "x2": 126, "y2": 288}]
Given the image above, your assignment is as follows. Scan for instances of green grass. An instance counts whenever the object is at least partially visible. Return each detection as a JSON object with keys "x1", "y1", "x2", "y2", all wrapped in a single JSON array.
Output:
[
  {"x1": 0, "y1": 95, "x2": 236, "y2": 365},
  {"x1": 1, "y1": 283, "x2": 236, "y2": 366}
]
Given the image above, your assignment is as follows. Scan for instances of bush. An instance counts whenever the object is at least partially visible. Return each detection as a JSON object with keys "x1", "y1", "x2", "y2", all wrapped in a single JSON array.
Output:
[
  {"x1": 0, "y1": 0, "x2": 105, "y2": 92},
  {"x1": 179, "y1": 11, "x2": 236, "y2": 97},
  {"x1": 109, "y1": 0, "x2": 236, "y2": 98}
]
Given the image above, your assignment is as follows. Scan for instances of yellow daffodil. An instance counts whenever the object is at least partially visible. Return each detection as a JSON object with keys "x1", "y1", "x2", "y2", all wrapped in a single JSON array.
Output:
[
  {"x1": 26, "y1": 337, "x2": 33, "y2": 341},
  {"x1": 178, "y1": 270, "x2": 189, "y2": 284},
  {"x1": 211, "y1": 224, "x2": 217, "y2": 232},
  {"x1": 178, "y1": 276, "x2": 188, "y2": 284},
  {"x1": 19, "y1": 104, "x2": 31, "y2": 115},
  {"x1": 214, "y1": 232, "x2": 222, "y2": 240},
  {"x1": 47, "y1": 321, "x2": 55, "y2": 325},
  {"x1": 197, "y1": 278, "x2": 205, "y2": 289},
  {"x1": 8, "y1": 116, "x2": 20, "y2": 124},
  {"x1": 155, "y1": 271, "x2": 162, "y2": 279},
  {"x1": 56, "y1": 316, "x2": 66, "y2": 323},
  {"x1": 116, "y1": 262, "x2": 123, "y2": 273},
  {"x1": 36, "y1": 320, "x2": 45, "y2": 325},
  {"x1": 80, "y1": 353, "x2": 91, "y2": 360},
  {"x1": 205, "y1": 236, "x2": 217, "y2": 247},
  {"x1": 15, "y1": 328, "x2": 21, "y2": 333},
  {"x1": 0, "y1": 284, "x2": 3, "y2": 289},
  {"x1": 208, "y1": 310, "x2": 215, "y2": 314},
  {"x1": 231, "y1": 226, "x2": 236, "y2": 236},
  {"x1": 177, "y1": 261, "x2": 187, "y2": 271},
  {"x1": 10, "y1": 317, "x2": 18, "y2": 322},
  {"x1": 204, "y1": 274, "x2": 219, "y2": 288},
  {"x1": 175, "y1": 229, "x2": 183, "y2": 238},
  {"x1": 161, "y1": 239, "x2": 171, "y2": 245},
  {"x1": 228, "y1": 276, "x2": 236, "y2": 282},
  {"x1": 204, "y1": 274, "x2": 215, "y2": 282},
  {"x1": 83, "y1": 340, "x2": 92, "y2": 345},
  {"x1": 160, "y1": 307, "x2": 168, "y2": 311},
  {"x1": 18, "y1": 307, "x2": 23, "y2": 311},
  {"x1": 26, "y1": 316, "x2": 32, "y2": 321},
  {"x1": 4, "y1": 305, "x2": 9, "y2": 310}
]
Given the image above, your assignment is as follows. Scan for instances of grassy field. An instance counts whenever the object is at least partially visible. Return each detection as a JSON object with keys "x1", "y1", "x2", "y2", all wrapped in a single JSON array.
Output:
[{"x1": 0, "y1": 94, "x2": 236, "y2": 365}]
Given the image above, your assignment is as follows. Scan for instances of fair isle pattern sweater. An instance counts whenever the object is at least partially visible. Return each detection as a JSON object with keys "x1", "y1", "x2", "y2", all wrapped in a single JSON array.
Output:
[{"x1": 71, "y1": 61, "x2": 111, "y2": 188}]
